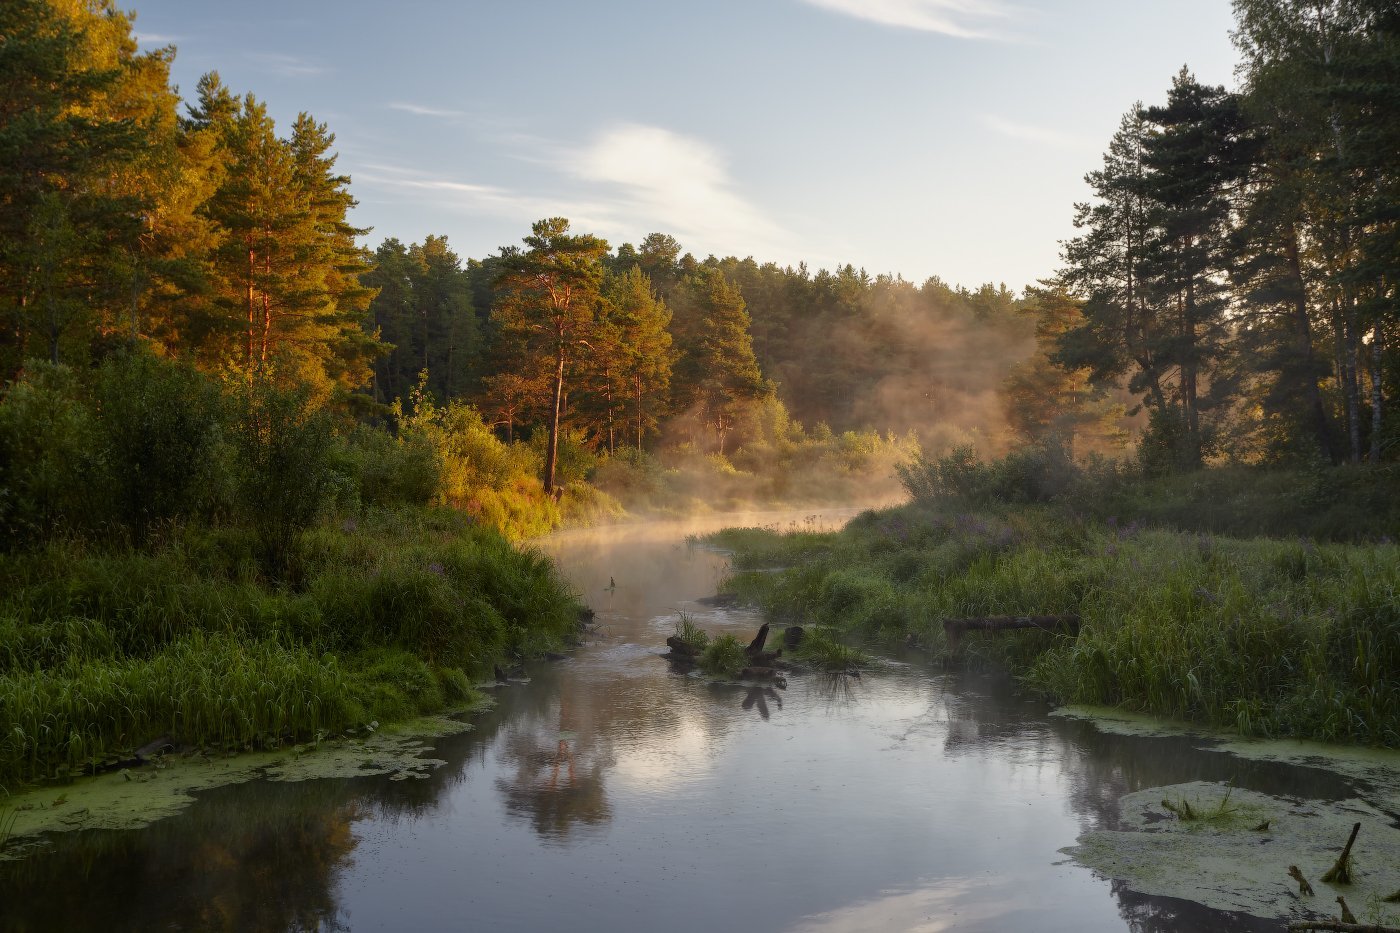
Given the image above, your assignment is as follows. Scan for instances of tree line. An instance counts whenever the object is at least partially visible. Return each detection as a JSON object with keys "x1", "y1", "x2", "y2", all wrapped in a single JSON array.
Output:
[
  {"x1": 3, "y1": 0, "x2": 1048, "y2": 497},
  {"x1": 6, "y1": 0, "x2": 1391, "y2": 490},
  {"x1": 1053, "y1": 0, "x2": 1397, "y2": 470}
]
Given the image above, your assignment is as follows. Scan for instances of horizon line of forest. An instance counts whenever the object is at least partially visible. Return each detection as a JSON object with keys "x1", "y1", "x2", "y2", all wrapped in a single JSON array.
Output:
[{"x1": 1, "y1": 0, "x2": 1396, "y2": 504}]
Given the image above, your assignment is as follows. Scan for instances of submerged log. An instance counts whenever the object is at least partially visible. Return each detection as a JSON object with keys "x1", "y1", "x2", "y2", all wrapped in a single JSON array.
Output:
[
  {"x1": 942, "y1": 614, "x2": 1080, "y2": 652},
  {"x1": 696, "y1": 593, "x2": 741, "y2": 608},
  {"x1": 1288, "y1": 865, "x2": 1315, "y2": 897},
  {"x1": 665, "y1": 636, "x2": 702, "y2": 658}
]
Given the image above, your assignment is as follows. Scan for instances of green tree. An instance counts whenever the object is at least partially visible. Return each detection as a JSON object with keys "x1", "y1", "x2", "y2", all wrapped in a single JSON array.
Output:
[
  {"x1": 0, "y1": 0, "x2": 152, "y2": 371},
  {"x1": 491, "y1": 218, "x2": 609, "y2": 493},
  {"x1": 672, "y1": 267, "x2": 769, "y2": 454},
  {"x1": 1003, "y1": 286, "x2": 1126, "y2": 453}
]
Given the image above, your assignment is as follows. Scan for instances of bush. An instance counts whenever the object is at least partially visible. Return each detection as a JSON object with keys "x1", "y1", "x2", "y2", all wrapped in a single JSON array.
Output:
[
  {"x1": 0, "y1": 363, "x2": 100, "y2": 547},
  {"x1": 91, "y1": 351, "x2": 227, "y2": 542},
  {"x1": 230, "y1": 377, "x2": 337, "y2": 575}
]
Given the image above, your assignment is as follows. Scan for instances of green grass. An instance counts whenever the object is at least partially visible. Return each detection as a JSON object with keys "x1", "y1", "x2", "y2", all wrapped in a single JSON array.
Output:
[
  {"x1": 672, "y1": 612, "x2": 711, "y2": 651},
  {"x1": 698, "y1": 634, "x2": 747, "y2": 678},
  {"x1": 709, "y1": 501, "x2": 1400, "y2": 747},
  {"x1": 0, "y1": 506, "x2": 584, "y2": 789},
  {"x1": 792, "y1": 627, "x2": 869, "y2": 673}
]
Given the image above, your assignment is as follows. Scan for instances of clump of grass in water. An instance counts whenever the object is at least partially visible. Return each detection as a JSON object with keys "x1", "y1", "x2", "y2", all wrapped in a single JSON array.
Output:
[
  {"x1": 1161, "y1": 786, "x2": 1237, "y2": 825},
  {"x1": 672, "y1": 612, "x2": 710, "y2": 651},
  {"x1": 698, "y1": 634, "x2": 747, "y2": 678},
  {"x1": 795, "y1": 628, "x2": 868, "y2": 673}
]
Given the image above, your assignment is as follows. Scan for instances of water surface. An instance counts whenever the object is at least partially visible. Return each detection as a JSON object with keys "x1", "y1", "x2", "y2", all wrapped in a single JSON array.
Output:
[{"x1": 0, "y1": 510, "x2": 1356, "y2": 931}]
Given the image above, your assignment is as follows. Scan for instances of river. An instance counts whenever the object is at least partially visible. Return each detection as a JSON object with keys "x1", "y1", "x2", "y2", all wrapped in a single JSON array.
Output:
[{"x1": 0, "y1": 509, "x2": 1375, "y2": 931}]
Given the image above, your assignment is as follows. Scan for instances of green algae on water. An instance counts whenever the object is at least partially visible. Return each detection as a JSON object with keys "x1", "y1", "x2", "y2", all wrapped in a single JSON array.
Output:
[
  {"x1": 1065, "y1": 781, "x2": 1400, "y2": 924},
  {"x1": 0, "y1": 709, "x2": 483, "y2": 860},
  {"x1": 1052, "y1": 704, "x2": 1400, "y2": 813}
]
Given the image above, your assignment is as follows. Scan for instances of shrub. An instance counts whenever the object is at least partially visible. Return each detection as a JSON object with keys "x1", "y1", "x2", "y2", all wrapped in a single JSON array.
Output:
[{"x1": 90, "y1": 351, "x2": 227, "y2": 543}]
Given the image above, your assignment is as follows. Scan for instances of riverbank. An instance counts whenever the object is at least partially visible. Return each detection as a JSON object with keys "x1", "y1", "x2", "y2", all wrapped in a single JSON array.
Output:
[
  {"x1": 709, "y1": 502, "x2": 1400, "y2": 746},
  {"x1": 0, "y1": 506, "x2": 584, "y2": 791}
]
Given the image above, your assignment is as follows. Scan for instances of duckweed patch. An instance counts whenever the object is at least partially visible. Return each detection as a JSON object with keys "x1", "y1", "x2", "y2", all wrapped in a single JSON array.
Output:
[
  {"x1": 1066, "y1": 782, "x2": 1400, "y2": 924},
  {"x1": 0, "y1": 709, "x2": 482, "y2": 860}
]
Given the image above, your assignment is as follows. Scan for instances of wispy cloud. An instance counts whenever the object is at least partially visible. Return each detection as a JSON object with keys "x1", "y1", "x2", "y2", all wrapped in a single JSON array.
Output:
[
  {"x1": 981, "y1": 115, "x2": 1091, "y2": 150},
  {"x1": 388, "y1": 102, "x2": 465, "y2": 119},
  {"x1": 245, "y1": 52, "x2": 325, "y2": 77},
  {"x1": 133, "y1": 31, "x2": 182, "y2": 45},
  {"x1": 565, "y1": 123, "x2": 792, "y2": 257},
  {"x1": 354, "y1": 123, "x2": 796, "y2": 260},
  {"x1": 798, "y1": 0, "x2": 1015, "y2": 39}
]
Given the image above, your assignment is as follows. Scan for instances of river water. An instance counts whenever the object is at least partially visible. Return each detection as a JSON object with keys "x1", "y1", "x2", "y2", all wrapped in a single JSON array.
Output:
[{"x1": 0, "y1": 510, "x2": 1361, "y2": 932}]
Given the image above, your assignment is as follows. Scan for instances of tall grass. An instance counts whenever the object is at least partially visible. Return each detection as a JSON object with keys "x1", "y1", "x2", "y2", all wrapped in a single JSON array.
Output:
[
  {"x1": 0, "y1": 508, "x2": 584, "y2": 787},
  {"x1": 713, "y1": 504, "x2": 1400, "y2": 746}
]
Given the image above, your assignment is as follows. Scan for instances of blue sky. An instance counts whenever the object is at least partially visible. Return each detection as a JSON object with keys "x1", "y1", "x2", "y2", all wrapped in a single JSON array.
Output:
[{"x1": 131, "y1": 0, "x2": 1238, "y2": 290}]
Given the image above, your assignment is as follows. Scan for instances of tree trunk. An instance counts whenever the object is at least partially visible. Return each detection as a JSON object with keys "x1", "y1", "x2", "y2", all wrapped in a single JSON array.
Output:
[
  {"x1": 635, "y1": 372, "x2": 644, "y2": 451},
  {"x1": 1285, "y1": 226, "x2": 1336, "y2": 462},
  {"x1": 1344, "y1": 295, "x2": 1362, "y2": 463},
  {"x1": 1370, "y1": 319, "x2": 1384, "y2": 463},
  {"x1": 247, "y1": 243, "x2": 256, "y2": 368},
  {"x1": 261, "y1": 236, "x2": 272, "y2": 364},
  {"x1": 543, "y1": 345, "x2": 565, "y2": 494}
]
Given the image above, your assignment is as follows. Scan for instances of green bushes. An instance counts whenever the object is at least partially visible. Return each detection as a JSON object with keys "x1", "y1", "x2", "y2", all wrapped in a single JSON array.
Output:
[
  {"x1": 895, "y1": 442, "x2": 1400, "y2": 542},
  {"x1": 91, "y1": 352, "x2": 227, "y2": 543}
]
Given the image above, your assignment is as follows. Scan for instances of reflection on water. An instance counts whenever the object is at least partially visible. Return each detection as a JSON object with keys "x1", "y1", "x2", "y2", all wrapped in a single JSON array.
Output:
[{"x1": 0, "y1": 508, "x2": 1365, "y2": 932}]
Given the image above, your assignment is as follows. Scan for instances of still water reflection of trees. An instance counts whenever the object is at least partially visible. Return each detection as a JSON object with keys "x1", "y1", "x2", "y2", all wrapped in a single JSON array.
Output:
[{"x1": 0, "y1": 615, "x2": 1366, "y2": 931}]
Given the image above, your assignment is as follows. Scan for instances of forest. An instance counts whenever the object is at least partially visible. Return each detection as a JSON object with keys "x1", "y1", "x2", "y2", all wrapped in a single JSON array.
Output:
[{"x1": 0, "y1": 0, "x2": 1397, "y2": 787}]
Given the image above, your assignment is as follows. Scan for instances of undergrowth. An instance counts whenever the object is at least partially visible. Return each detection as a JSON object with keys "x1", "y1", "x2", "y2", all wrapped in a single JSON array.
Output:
[
  {"x1": 0, "y1": 507, "x2": 583, "y2": 788},
  {"x1": 709, "y1": 502, "x2": 1400, "y2": 747}
]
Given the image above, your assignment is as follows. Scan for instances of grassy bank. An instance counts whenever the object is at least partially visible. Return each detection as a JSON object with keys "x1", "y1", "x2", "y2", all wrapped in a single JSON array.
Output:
[
  {"x1": 710, "y1": 502, "x2": 1400, "y2": 746},
  {"x1": 0, "y1": 507, "x2": 581, "y2": 789},
  {"x1": 0, "y1": 354, "x2": 588, "y2": 791}
]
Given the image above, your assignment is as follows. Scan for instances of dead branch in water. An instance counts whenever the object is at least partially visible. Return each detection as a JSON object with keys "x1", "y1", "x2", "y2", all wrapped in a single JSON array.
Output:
[
  {"x1": 943, "y1": 614, "x2": 1080, "y2": 652},
  {"x1": 1321, "y1": 822, "x2": 1362, "y2": 884}
]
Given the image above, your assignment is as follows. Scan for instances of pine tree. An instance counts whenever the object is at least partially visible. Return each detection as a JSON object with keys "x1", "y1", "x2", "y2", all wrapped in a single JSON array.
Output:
[
  {"x1": 1003, "y1": 286, "x2": 1127, "y2": 453},
  {"x1": 672, "y1": 267, "x2": 769, "y2": 454},
  {"x1": 491, "y1": 218, "x2": 609, "y2": 492}
]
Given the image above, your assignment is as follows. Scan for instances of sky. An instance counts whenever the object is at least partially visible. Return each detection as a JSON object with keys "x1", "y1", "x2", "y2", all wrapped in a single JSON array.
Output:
[{"x1": 129, "y1": 0, "x2": 1240, "y2": 291}]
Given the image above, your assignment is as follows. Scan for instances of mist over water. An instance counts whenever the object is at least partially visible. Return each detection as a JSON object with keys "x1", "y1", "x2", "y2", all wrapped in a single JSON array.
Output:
[{"x1": 0, "y1": 509, "x2": 1351, "y2": 932}]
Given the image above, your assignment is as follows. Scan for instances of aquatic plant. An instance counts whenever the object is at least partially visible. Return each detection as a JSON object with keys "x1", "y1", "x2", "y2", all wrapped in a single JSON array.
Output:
[
  {"x1": 672, "y1": 613, "x2": 710, "y2": 651},
  {"x1": 698, "y1": 634, "x2": 747, "y2": 678},
  {"x1": 793, "y1": 628, "x2": 868, "y2": 673},
  {"x1": 1161, "y1": 787, "x2": 1237, "y2": 825}
]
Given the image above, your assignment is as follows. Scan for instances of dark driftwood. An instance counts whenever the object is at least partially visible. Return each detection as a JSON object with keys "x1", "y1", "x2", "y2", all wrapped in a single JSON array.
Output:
[
  {"x1": 943, "y1": 614, "x2": 1080, "y2": 651},
  {"x1": 784, "y1": 626, "x2": 805, "y2": 648},
  {"x1": 665, "y1": 636, "x2": 702, "y2": 657},
  {"x1": 696, "y1": 593, "x2": 741, "y2": 608},
  {"x1": 1321, "y1": 822, "x2": 1362, "y2": 884},
  {"x1": 1288, "y1": 923, "x2": 1400, "y2": 932},
  {"x1": 1288, "y1": 865, "x2": 1315, "y2": 896},
  {"x1": 745, "y1": 623, "x2": 771, "y2": 656}
]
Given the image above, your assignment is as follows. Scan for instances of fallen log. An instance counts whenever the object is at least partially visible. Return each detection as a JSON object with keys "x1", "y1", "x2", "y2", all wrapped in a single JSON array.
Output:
[
  {"x1": 943, "y1": 614, "x2": 1080, "y2": 652},
  {"x1": 665, "y1": 636, "x2": 702, "y2": 657},
  {"x1": 1288, "y1": 922, "x2": 1400, "y2": 932},
  {"x1": 745, "y1": 623, "x2": 771, "y2": 657}
]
